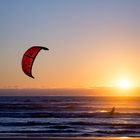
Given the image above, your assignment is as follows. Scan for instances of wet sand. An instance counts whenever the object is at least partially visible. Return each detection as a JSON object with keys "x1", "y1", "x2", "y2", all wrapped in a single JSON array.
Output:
[{"x1": 0, "y1": 137, "x2": 140, "y2": 140}]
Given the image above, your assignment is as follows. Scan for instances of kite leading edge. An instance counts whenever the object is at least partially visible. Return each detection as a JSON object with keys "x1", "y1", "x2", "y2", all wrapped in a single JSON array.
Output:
[{"x1": 22, "y1": 46, "x2": 49, "y2": 79}]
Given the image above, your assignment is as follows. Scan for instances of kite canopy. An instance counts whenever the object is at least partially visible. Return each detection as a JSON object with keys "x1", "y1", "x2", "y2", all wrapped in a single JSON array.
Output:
[{"x1": 22, "y1": 46, "x2": 49, "y2": 78}]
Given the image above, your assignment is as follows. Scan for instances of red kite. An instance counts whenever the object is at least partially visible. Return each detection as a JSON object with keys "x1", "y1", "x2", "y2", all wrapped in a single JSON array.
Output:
[{"x1": 22, "y1": 46, "x2": 49, "y2": 78}]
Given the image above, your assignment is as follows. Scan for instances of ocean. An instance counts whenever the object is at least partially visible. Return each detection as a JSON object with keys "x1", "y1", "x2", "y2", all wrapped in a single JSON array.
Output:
[{"x1": 0, "y1": 96, "x2": 139, "y2": 137}]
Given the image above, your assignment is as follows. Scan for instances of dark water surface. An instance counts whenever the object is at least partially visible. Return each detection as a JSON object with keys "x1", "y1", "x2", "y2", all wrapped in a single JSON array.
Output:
[{"x1": 0, "y1": 96, "x2": 139, "y2": 137}]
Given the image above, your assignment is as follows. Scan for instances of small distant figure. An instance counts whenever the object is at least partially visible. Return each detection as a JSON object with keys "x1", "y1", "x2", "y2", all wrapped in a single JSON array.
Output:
[{"x1": 109, "y1": 107, "x2": 115, "y2": 115}]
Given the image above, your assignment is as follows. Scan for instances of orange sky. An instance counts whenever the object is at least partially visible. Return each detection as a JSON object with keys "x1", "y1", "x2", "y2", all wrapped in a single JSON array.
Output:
[{"x1": 0, "y1": 0, "x2": 140, "y2": 90}]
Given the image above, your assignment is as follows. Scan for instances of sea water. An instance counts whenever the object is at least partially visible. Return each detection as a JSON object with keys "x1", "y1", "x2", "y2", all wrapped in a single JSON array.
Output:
[{"x1": 0, "y1": 96, "x2": 139, "y2": 137}]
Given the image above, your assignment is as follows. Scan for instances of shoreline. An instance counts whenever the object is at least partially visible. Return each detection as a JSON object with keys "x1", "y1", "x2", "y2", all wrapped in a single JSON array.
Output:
[{"x1": 0, "y1": 137, "x2": 140, "y2": 140}]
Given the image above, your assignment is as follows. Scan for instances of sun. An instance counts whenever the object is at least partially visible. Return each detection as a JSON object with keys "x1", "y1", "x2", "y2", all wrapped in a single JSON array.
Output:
[{"x1": 117, "y1": 79, "x2": 131, "y2": 89}]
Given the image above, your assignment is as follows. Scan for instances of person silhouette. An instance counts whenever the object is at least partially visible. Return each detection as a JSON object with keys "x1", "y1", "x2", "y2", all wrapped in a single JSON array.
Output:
[{"x1": 109, "y1": 107, "x2": 115, "y2": 115}]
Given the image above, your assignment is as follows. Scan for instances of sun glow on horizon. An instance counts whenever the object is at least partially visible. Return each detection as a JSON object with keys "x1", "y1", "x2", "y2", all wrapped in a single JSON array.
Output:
[{"x1": 117, "y1": 79, "x2": 131, "y2": 89}]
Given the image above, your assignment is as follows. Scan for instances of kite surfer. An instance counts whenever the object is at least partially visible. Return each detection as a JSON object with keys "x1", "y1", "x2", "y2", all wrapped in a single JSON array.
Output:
[{"x1": 109, "y1": 106, "x2": 115, "y2": 115}]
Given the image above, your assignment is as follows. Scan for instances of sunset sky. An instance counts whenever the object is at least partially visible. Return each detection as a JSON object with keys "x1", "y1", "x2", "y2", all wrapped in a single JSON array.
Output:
[{"x1": 0, "y1": 0, "x2": 140, "y2": 89}]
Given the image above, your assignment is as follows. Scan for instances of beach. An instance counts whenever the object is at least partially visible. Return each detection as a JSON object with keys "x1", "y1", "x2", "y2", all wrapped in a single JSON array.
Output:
[{"x1": 0, "y1": 137, "x2": 140, "y2": 140}]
